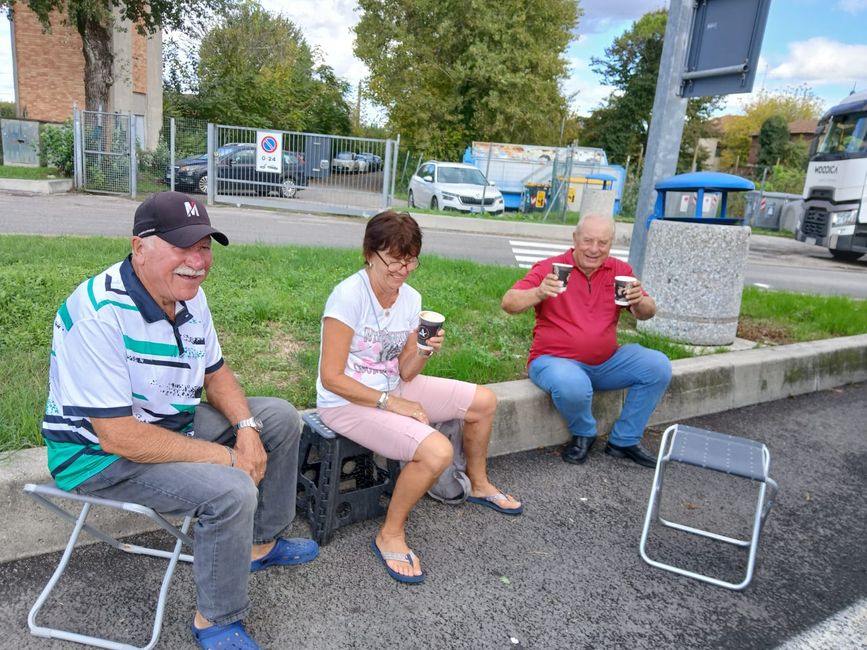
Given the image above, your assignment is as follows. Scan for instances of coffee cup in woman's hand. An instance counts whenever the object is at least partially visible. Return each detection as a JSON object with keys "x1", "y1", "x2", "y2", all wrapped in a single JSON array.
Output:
[{"x1": 417, "y1": 310, "x2": 445, "y2": 350}]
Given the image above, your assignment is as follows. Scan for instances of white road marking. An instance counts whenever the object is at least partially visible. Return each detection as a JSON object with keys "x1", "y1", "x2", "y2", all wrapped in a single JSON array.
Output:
[{"x1": 509, "y1": 240, "x2": 629, "y2": 268}]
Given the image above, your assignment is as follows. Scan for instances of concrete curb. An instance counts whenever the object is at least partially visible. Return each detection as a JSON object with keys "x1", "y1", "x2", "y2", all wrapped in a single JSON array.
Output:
[
  {"x1": 0, "y1": 178, "x2": 73, "y2": 194},
  {"x1": 2, "y1": 333, "x2": 866, "y2": 564}
]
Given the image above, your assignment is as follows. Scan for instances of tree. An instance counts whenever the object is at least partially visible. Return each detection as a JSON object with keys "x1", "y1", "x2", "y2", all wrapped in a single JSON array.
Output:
[
  {"x1": 717, "y1": 86, "x2": 824, "y2": 171},
  {"x1": 167, "y1": 2, "x2": 351, "y2": 134},
  {"x1": 354, "y1": 0, "x2": 580, "y2": 159},
  {"x1": 1, "y1": 0, "x2": 228, "y2": 112},
  {"x1": 578, "y1": 10, "x2": 723, "y2": 167},
  {"x1": 757, "y1": 115, "x2": 789, "y2": 169}
]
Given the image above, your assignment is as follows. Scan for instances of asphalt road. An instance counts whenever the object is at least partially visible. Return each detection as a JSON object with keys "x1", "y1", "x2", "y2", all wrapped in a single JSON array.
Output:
[
  {"x1": 0, "y1": 191, "x2": 864, "y2": 297},
  {"x1": 1, "y1": 383, "x2": 865, "y2": 649}
]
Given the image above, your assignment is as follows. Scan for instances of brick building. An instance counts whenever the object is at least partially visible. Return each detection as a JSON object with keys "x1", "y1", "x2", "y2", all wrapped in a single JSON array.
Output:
[{"x1": 7, "y1": 6, "x2": 162, "y2": 148}]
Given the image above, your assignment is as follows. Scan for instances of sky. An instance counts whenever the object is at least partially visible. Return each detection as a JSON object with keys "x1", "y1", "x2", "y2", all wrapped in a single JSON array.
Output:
[{"x1": 1, "y1": 0, "x2": 866, "y2": 120}]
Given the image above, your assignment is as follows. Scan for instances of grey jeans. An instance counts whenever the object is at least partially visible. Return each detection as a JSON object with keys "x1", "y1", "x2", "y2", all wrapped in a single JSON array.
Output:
[{"x1": 73, "y1": 397, "x2": 302, "y2": 625}]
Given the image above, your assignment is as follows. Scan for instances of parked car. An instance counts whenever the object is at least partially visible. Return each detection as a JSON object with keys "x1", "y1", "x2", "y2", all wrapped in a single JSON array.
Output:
[
  {"x1": 357, "y1": 152, "x2": 383, "y2": 172},
  {"x1": 408, "y1": 161, "x2": 504, "y2": 214},
  {"x1": 166, "y1": 144, "x2": 307, "y2": 198},
  {"x1": 332, "y1": 151, "x2": 368, "y2": 174}
]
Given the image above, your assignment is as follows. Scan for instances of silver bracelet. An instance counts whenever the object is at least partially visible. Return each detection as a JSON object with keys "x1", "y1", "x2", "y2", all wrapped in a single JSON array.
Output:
[{"x1": 226, "y1": 446, "x2": 236, "y2": 467}]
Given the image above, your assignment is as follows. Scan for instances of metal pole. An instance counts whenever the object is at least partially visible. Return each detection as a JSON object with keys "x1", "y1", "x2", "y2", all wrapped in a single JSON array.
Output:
[
  {"x1": 206, "y1": 123, "x2": 215, "y2": 205},
  {"x1": 481, "y1": 143, "x2": 493, "y2": 214},
  {"x1": 382, "y1": 138, "x2": 393, "y2": 209},
  {"x1": 129, "y1": 113, "x2": 137, "y2": 198},
  {"x1": 73, "y1": 106, "x2": 83, "y2": 189},
  {"x1": 170, "y1": 118, "x2": 176, "y2": 192},
  {"x1": 390, "y1": 134, "x2": 400, "y2": 206},
  {"x1": 629, "y1": 0, "x2": 693, "y2": 276}
]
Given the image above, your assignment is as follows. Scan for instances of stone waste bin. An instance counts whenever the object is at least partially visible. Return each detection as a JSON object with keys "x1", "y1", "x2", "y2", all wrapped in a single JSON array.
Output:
[
  {"x1": 637, "y1": 219, "x2": 751, "y2": 346},
  {"x1": 579, "y1": 187, "x2": 616, "y2": 217}
]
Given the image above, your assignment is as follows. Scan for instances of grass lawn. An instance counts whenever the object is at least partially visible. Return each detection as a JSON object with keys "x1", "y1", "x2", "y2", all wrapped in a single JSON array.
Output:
[
  {"x1": 2, "y1": 234, "x2": 865, "y2": 452},
  {"x1": 0, "y1": 165, "x2": 67, "y2": 180}
]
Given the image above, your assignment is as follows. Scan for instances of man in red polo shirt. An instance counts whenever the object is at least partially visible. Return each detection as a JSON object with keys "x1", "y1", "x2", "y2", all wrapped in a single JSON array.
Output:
[{"x1": 501, "y1": 214, "x2": 671, "y2": 467}]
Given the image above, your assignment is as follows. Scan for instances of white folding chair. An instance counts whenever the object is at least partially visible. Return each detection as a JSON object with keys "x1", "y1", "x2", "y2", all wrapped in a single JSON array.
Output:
[
  {"x1": 23, "y1": 483, "x2": 194, "y2": 650},
  {"x1": 639, "y1": 424, "x2": 778, "y2": 590}
]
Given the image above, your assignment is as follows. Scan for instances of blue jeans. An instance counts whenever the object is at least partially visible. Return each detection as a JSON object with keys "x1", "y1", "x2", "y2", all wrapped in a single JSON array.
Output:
[
  {"x1": 73, "y1": 397, "x2": 302, "y2": 626},
  {"x1": 529, "y1": 344, "x2": 672, "y2": 447}
]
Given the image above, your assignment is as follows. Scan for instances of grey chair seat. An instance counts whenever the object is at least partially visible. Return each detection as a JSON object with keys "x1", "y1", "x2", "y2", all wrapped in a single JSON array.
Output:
[{"x1": 639, "y1": 424, "x2": 779, "y2": 590}]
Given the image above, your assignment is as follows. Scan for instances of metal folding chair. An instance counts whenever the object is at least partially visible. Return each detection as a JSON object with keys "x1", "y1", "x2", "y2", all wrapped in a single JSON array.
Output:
[
  {"x1": 639, "y1": 424, "x2": 779, "y2": 590},
  {"x1": 23, "y1": 483, "x2": 194, "y2": 650}
]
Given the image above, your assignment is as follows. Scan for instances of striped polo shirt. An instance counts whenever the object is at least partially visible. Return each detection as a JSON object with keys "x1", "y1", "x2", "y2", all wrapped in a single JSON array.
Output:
[{"x1": 43, "y1": 255, "x2": 224, "y2": 490}]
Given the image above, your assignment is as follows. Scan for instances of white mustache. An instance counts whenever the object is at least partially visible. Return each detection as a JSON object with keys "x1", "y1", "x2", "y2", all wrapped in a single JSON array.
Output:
[{"x1": 174, "y1": 266, "x2": 205, "y2": 277}]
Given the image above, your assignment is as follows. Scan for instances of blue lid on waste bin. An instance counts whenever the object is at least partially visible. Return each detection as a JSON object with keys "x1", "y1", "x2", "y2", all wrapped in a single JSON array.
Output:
[{"x1": 654, "y1": 171, "x2": 754, "y2": 192}]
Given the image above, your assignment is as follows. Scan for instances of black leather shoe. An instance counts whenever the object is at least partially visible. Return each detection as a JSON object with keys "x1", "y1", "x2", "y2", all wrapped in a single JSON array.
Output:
[
  {"x1": 561, "y1": 436, "x2": 597, "y2": 465},
  {"x1": 604, "y1": 443, "x2": 656, "y2": 468}
]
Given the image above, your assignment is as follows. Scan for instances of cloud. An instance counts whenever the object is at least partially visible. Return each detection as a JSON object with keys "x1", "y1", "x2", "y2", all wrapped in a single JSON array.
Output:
[
  {"x1": 563, "y1": 56, "x2": 616, "y2": 115},
  {"x1": 578, "y1": 0, "x2": 668, "y2": 34},
  {"x1": 836, "y1": 0, "x2": 867, "y2": 12},
  {"x1": 769, "y1": 37, "x2": 867, "y2": 86},
  {"x1": 261, "y1": 0, "x2": 369, "y2": 85}
]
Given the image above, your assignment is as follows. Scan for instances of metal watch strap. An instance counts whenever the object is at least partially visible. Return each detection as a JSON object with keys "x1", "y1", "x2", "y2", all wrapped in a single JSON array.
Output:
[{"x1": 234, "y1": 417, "x2": 262, "y2": 433}]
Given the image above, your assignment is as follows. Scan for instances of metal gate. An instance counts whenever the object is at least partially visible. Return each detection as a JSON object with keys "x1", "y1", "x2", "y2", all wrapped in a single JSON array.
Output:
[
  {"x1": 74, "y1": 108, "x2": 137, "y2": 194},
  {"x1": 202, "y1": 124, "x2": 398, "y2": 217}
]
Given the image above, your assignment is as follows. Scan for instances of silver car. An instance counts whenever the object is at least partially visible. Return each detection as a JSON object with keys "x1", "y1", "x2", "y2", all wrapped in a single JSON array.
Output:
[{"x1": 408, "y1": 161, "x2": 504, "y2": 214}]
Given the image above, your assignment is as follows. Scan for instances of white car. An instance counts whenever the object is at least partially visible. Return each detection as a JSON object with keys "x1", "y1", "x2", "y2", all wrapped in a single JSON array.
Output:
[
  {"x1": 332, "y1": 151, "x2": 368, "y2": 173},
  {"x1": 408, "y1": 161, "x2": 504, "y2": 214}
]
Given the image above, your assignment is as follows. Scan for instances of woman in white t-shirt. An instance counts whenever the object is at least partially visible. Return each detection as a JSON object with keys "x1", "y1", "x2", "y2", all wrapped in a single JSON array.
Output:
[{"x1": 316, "y1": 210, "x2": 522, "y2": 584}]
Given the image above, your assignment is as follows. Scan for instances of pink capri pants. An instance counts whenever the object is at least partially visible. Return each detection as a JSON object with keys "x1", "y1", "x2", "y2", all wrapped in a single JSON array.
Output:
[{"x1": 318, "y1": 374, "x2": 477, "y2": 462}]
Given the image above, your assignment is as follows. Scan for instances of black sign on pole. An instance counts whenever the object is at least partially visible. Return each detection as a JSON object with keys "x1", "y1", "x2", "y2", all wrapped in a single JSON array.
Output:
[{"x1": 680, "y1": 0, "x2": 773, "y2": 99}]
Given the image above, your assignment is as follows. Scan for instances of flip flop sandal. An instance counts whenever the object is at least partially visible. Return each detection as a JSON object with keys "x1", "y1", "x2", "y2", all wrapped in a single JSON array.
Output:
[
  {"x1": 466, "y1": 492, "x2": 524, "y2": 516},
  {"x1": 370, "y1": 538, "x2": 425, "y2": 584},
  {"x1": 191, "y1": 621, "x2": 259, "y2": 650},
  {"x1": 250, "y1": 537, "x2": 320, "y2": 572}
]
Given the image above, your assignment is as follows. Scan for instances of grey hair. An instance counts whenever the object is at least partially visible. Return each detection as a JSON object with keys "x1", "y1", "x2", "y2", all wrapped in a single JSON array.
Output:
[{"x1": 575, "y1": 213, "x2": 616, "y2": 238}]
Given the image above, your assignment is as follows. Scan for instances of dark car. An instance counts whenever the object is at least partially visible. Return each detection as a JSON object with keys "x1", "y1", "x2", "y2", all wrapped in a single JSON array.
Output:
[
  {"x1": 166, "y1": 144, "x2": 307, "y2": 198},
  {"x1": 357, "y1": 152, "x2": 383, "y2": 172}
]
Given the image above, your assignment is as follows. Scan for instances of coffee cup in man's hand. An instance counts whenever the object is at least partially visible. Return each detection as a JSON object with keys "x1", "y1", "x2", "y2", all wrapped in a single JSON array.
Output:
[
  {"x1": 552, "y1": 263, "x2": 572, "y2": 294},
  {"x1": 417, "y1": 310, "x2": 445, "y2": 350},
  {"x1": 614, "y1": 276, "x2": 636, "y2": 306}
]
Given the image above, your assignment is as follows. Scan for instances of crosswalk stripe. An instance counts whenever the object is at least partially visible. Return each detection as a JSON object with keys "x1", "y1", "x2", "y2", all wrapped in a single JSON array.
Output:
[{"x1": 509, "y1": 239, "x2": 629, "y2": 267}]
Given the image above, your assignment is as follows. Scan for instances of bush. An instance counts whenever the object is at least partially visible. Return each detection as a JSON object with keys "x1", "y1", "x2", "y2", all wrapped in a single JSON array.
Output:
[
  {"x1": 765, "y1": 164, "x2": 806, "y2": 195},
  {"x1": 40, "y1": 120, "x2": 75, "y2": 176}
]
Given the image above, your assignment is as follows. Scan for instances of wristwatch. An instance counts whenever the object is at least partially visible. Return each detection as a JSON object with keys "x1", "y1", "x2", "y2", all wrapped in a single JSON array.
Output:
[{"x1": 233, "y1": 417, "x2": 263, "y2": 434}]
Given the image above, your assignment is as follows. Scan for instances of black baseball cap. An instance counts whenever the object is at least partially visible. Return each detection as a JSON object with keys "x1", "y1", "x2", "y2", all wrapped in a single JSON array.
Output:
[{"x1": 133, "y1": 191, "x2": 229, "y2": 247}]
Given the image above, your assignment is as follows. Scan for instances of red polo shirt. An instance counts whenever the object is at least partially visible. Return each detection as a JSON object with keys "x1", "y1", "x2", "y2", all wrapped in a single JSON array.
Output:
[{"x1": 511, "y1": 249, "x2": 640, "y2": 366}]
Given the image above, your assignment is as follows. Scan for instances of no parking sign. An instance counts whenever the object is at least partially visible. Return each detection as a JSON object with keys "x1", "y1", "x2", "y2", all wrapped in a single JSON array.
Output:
[{"x1": 256, "y1": 131, "x2": 282, "y2": 173}]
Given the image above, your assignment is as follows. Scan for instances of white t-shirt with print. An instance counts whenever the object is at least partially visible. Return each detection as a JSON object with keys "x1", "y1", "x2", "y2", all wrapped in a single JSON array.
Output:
[{"x1": 316, "y1": 270, "x2": 421, "y2": 408}]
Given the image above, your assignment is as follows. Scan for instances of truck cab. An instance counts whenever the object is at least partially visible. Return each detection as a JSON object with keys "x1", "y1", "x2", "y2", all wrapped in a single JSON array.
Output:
[{"x1": 796, "y1": 91, "x2": 867, "y2": 261}]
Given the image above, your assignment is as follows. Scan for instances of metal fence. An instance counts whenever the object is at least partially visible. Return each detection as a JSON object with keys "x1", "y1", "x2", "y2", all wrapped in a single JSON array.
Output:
[
  {"x1": 138, "y1": 116, "x2": 208, "y2": 195},
  {"x1": 196, "y1": 124, "x2": 398, "y2": 217},
  {"x1": 74, "y1": 109, "x2": 135, "y2": 194},
  {"x1": 74, "y1": 112, "x2": 398, "y2": 217}
]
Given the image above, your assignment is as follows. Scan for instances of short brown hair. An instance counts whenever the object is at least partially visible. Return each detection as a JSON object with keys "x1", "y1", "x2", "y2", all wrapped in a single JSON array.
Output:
[{"x1": 363, "y1": 210, "x2": 422, "y2": 260}]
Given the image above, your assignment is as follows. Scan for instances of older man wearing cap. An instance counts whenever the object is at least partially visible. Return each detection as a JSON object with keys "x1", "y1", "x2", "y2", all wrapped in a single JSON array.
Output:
[{"x1": 42, "y1": 191, "x2": 316, "y2": 650}]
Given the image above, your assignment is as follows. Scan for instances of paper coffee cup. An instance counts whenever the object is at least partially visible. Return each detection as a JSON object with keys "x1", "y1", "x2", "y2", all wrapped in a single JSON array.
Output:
[
  {"x1": 552, "y1": 263, "x2": 572, "y2": 293},
  {"x1": 417, "y1": 310, "x2": 445, "y2": 349},
  {"x1": 614, "y1": 276, "x2": 636, "y2": 306}
]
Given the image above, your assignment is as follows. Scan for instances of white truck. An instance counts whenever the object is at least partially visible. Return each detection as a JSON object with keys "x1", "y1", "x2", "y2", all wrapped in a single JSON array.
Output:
[{"x1": 795, "y1": 90, "x2": 867, "y2": 261}]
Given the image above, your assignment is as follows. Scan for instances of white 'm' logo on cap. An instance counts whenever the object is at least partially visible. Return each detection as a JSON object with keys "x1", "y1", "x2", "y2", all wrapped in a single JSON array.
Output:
[{"x1": 184, "y1": 202, "x2": 199, "y2": 218}]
